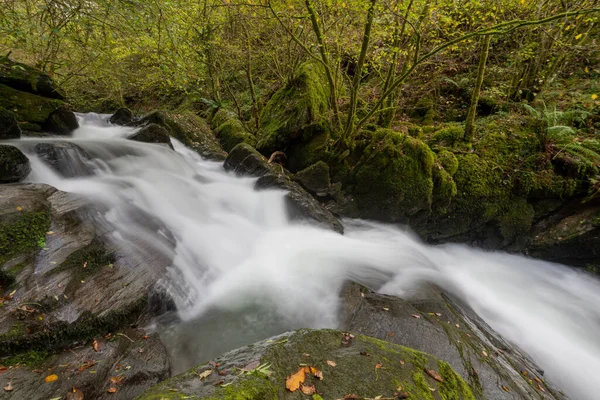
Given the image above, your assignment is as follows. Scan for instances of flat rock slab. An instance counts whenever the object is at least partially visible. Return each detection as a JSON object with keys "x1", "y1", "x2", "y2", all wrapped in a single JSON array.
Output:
[
  {"x1": 341, "y1": 283, "x2": 565, "y2": 400},
  {"x1": 0, "y1": 330, "x2": 169, "y2": 400},
  {"x1": 138, "y1": 328, "x2": 476, "y2": 400},
  {"x1": 0, "y1": 183, "x2": 173, "y2": 398}
]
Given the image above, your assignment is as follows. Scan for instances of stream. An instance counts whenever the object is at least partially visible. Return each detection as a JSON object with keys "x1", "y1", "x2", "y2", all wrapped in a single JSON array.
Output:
[{"x1": 9, "y1": 114, "x2": 600, "y2": 400}]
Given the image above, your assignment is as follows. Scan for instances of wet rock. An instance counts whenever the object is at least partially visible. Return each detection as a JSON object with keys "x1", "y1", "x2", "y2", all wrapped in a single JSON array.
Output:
[
  {"x1": 0, "y1": 109, "x2": 21, "y2": 140},
  {"x1": 133, "y1": 111, "x2": 226, "y2": 159},
  {"x1": 109, "y1": 107, "x2": 134, "y2": 126},
  {"x1": 0, "y1": 84, "x2": 63, "y2": 130},
  {"x1": 0, "y1": 330, "x2": 169, "y2": 400},
  {"x1": 340, "y1": 283, "x2": 565, "y2": 400},
  {"x1": 34, "y1": 142, "x2": 93, "y2": 177},
  {"x1": 41, "y1": 105, "x2": 79, "y2": 135},
  {"x1": 527, "y1": 202, "x2": 600, "y2": 268},
  {"x1": 294, "y1": 161, "x2": 332, "y2": 197},
  {"x1": 128, "y1": 123, "x2": 174, "y2": 149},
  {"x1": 0, "y1": 57, "x2": 66, "y2": 100},
  {"x1": 0, "y1": 183, "x2": 174, "y2": 398},
  {"x1": 0, "y1": 145, "x2": 30, "y2": 183},
  {"x1": 139, "y1": 329, "x2": 476, "y2": 400},
  {"x1": 224, "y1": 143, "x2": 343, "y2": 233}
]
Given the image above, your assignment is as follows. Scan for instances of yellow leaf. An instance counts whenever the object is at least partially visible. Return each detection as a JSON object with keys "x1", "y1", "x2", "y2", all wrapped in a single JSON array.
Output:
[
  {"x1": 16, "y1": 206, "x2": 22, "y2": 211},
  {"x1": 45, "y1": 374, "x2": 58, "y2": 383},
  {"x1": 592, "y1": 94, "x2": 598, "y2": 100},
  {"x1": 285, "y1": 367, "x2": 306, "y2": 392},
  {"x1": 575, "y1": 33, "x2": 583, "y2": 40}
]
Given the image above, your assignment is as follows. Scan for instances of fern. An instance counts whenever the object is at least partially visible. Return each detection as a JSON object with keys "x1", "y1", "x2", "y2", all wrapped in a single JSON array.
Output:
[
  {"x1": 547, "y1": 125, "x2": 576, "y2": 142},
  {"x1": 522, "y1": 103, "x2": 540, "y2": 119}
]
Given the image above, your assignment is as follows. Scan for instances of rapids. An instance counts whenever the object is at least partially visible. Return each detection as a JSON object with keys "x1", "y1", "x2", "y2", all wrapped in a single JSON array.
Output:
[{"x1": 8, "y1": 114, "x2": 600, "y2": 400}]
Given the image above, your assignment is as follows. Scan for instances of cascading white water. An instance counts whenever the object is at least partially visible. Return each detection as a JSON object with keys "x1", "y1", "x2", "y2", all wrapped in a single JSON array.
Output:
[{"x1": 9, "y1": 114, "x2": 600, "y2": 400}]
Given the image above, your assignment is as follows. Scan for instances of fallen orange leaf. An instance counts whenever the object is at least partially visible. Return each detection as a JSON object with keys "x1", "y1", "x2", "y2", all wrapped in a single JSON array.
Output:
[
  {"x1": 110, "y1": 375, "x2": 125, "y2": 385},
  {"x1": 45, "y1": 374, "x2": 58, "y2": 383},
  {"x1": 93, "y1": 339, "x2": 100, "y2": 352},
  {"x1": 107, "y1": 386, "x2": 117, "y2": 393},
  {"x1": 376, "y1": 363, "x2": 382, "y2": 369},
  {"x1": 285, "y1": 367, "x2": 306, "y2": 392}
]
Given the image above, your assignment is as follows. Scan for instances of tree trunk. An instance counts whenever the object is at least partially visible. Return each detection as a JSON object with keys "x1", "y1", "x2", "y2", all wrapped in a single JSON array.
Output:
[{"x1": 464, "y1": 35, "x2": 491, "y2": 142}]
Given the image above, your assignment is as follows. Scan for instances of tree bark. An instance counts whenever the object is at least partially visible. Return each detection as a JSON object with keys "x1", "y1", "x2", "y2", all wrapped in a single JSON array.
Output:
[{"x1": 464, "y1": 35, "x2": 491, "y2": 142}]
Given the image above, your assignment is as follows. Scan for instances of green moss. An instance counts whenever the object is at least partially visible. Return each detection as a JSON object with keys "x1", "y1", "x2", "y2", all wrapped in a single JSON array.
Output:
[
  {"x1": 432, "y1": 167, "x2": 458, "y2": 213},
  {"x1": 2, "y1": 349, "x2": 49, "y2": 367},
  {"x1": 257, "y1": 62, "x2": 329, "y2": 154},
  {"x1": 50, "y1": 239, "x2": 115, "y2": 294},
  {"x1": 294, "y1": 161, "x2": 331, "y2": 195},
  {"x1": 141, "y1": 111, "x2": 226, "y2": 160},
  {"x1": 216, "y1": 119, "x2": 255, "y2": 153},
  {"x1": 211, "y1": 109, "x2": 237, "y2": 130},
  {"x1": 438, "y1": 361, "x2": 476, "y2": 400},
  {"x1": 139, "y1": 329, "x2": 476, "y2": 400},
  {"x1": 431, "y1": 124, "x2": 465, "y2": 147},
  {"x1": 0, "y1": 211, "x2": 50, "y2": 265},
  {"x1": 352, "y1": 128, "x2": 435, "y2": 222},
  {"x1": 498, "y1": 198, "x2": 535, "y2": 242},
  {"x1": 437, "y1": 149, "x2": 459, "y2": 176},
  {"x1": 0, "y1": 83, "x2": 63, "y2": 124},
  {"x1": 412, "y1": 372, "x2": 436, "y2": 400}
]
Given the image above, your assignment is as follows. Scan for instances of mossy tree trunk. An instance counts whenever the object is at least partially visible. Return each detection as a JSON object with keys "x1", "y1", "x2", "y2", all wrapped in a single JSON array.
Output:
[
  {"x1": 464, "y1": 34, "x2": 491, "y2": 142},
  {"x1": 304, "y1": 0, "x2": 342, "y2": 129}
]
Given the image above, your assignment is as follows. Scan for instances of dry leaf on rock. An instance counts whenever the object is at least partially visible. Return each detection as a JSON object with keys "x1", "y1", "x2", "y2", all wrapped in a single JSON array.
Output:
[
  {"x1": 107, "y1": 387, "x2": 117, "y2": 393},
  {"x1": 326, "y1": 360, "x2": 336, "y2": 367},
  {"x1": 45, "y1": 374, "x2": 59, "y2": 383},
  {"x1": 285, "y1": 367, "x2": 306, "y2": 392},
  {"x1": 300, "y1": 384, "x2": 316, "y2": 395},
  {"x1": 425, "y1": 369, "x2": 444, "y2": 382},
  {"x1": 3, "y1": 382, "x2": 13, "y2": 392},
  {"x1": 198, "y1": 370, "x2": 213, "y2": 380}
]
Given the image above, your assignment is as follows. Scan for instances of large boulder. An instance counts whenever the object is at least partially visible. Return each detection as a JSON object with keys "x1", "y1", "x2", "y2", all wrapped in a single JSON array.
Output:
[
  {"x1": 340, "y1": 284, "x2": 563, "y2": 400},
  {"x1": 256, "y1": 62, "x2": 329, "y2": 154},
  {"x1": 0, "y1": 57, "x2": 65, "y2": 100},
  {"x1": 0, "y1": 83, "x2": 64, "y2": 132},
  {"x1": 0, "y1": 184, "x2": 173, "y2": 398},
  {"x1": 351, "y1": 129, "x2": 435, "y2": 224},
  {"x1": 109, "y1": 107, "x2": 134, "y2": 126},
  {"x1": 41, "y1": 105, "x2": 79, "y2": 135},
  {"x1": 211, "y1": 109, "x2": 255, "y2": 152},
  {"x1": 128, "y1": 123, "x2": 174, "y2": 149},
  {"x1": 139, "y1": 329, "x2": 476, "y2": 400},
  {"x1": 224, "y1": 143, "x2": 343, "y2": 233},
  {"x1": 0, "y1": 109, "x2": 21, "y2": 140},
  {"x1": 527, "y1": 201, "x2": 600, "y2": 269},
  {"x1": 134, "y1": 111, "x2": 226, "y2": 160},
  {"x1": 0, "y1": 145, "x2": 30, "y2": 183}
]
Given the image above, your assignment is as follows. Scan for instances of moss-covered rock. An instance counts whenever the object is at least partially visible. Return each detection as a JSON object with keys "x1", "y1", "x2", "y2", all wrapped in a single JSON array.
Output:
[
  {"x1": 128, "y1": 123, "x2": 174, "y2": 148},
  {"x1": 0, "y1": 210, "x2": 49, "y2": 265},
  {"x1": 0, "y1": 83, "x2": 64, "y2": 128},
  {"x1": 138, "y1": 329, "x2": 476, "y2": 400},
  {"x1": 0, "y1": 57, "x2": 65, "y2": 100},
  {"x1": 224, "y1": 143, "x2": 343, "y2": 233},
  {"x1": 41, "y1": 104, "x2": 79, "y2": 135},
  {"x1": 437, "y1": 149, "x2": 459, "y2": 176},
  {"x1": 294, "y1": 161, "x2": 331, "y2": 197},
  {"x1": 0, "y1": 144, "x2": 31, "y2": 183},
  {"x1": 352, "y1": 129, "x2": 435, "y2": 223},
  {"x1": 0, "y1": 108, "x2": 21, "y2": 139},
  {"x1": 430, "y1": 124, "x2": 466, "y2": 148},
  {"x1": 137, "y1": 111, "x2": 226, "y2": 160},
  {"x1": 110, "y1": 107, "x2": 134, "y2": 125},
  {"x1": 215, "y1": 118, "x2": 255, "y2": 153},
  {"x1": 256, "y1": 62, "x2": 329, "y2": 154}
]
